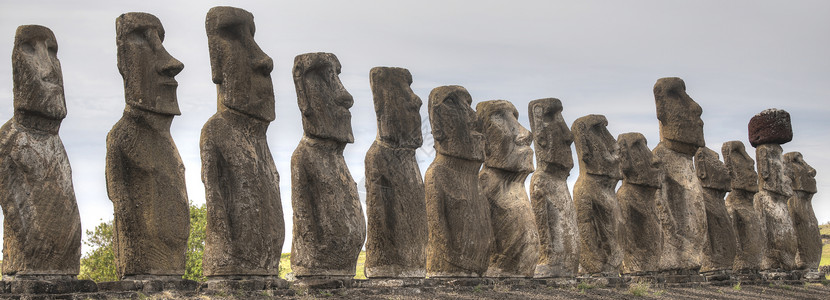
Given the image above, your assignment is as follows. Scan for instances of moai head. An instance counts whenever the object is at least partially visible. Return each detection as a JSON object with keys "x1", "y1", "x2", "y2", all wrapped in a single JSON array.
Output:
[
  {"x1": 571, "y1": 114, "x2": 621, "y2": 179},
  {"x1": 428, "y1": 85, "x2": 484, "y2": 162},
  {"x1": 654, "y1": 77, "x2": 704, "y2": 155},
  {"x1": 206, "y1": 6, "x2": 275, "y2": 122},
  {"x1": 116, "y1": 12, "x2": 184, "y2": 115},
  {"x1": 695, "y1": 147, "x2": 731, "y2": 192},
  {"x1": 617, "y1": 132, "x2": 660, "y2": 188},
  {"x1": 476, "y1": 100, "x2": 533, "y2": 173},
  {"x1": 756, "y1": 144, "x2": 793, "y2": 197},
  {"x1": 748, "y1": 109, "x2": 792, "y2": 148},
  {"x1": 12, "y1": 25, "x2": 66, "y2": 123},
  {"x1": 528, "y1": 98, "x2": 574, "y2": 170},
  {"x1": 369, "y1": 67, "x2": 422, "y2": 148},
  {"x1": 784, "y1": 152, "x2": 817, "y2": 194},
  {"x1": 721, "y1": 141, "x2": 759, "y2": 193},
  {"x1": 293, "y1": 53, "x2": 354, "y2": 143}
]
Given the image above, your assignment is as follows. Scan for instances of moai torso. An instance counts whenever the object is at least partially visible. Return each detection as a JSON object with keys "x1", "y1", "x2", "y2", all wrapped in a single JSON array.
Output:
[
  {"x1": 695, "y1": 147, "x2": 737, "y2": 273},
  {"x1": 722, "y1": 141, "x2": 764, "y2": 272},
  {"x1": 616, "y1": 133, "x2": 663, "y2": 275},
  {"x1": 364, "y1": 67, "x2": 427, "y2": 278},
  {"x1": 477, "y1": 100, "x2": 538, "y2": 278},
  {"x1": 572, "y1": 114, "x2": 622, "y2": 276},
  {"x1": 784, "y1": 152, "x2": 820, "y2": 270},
  {"x1": 0, "y1": 25, "x2": 81, "y2": 278},
  {"x1": 106, "y1": 13, "x2": 188, "y2": 278},
  {"x1": 425, "y1": 85, "x2": 492, "y2": 277},
  {"x1": 290, "y1": 53, "x2": 365, "y2": 278},
  {"x1": 528, "y1": 98, "x2": 579, "y2": 278}
]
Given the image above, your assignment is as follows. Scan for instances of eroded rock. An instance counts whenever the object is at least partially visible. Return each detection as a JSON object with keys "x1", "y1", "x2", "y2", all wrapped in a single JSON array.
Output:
[
  {"x1": 722, "y1": 141, "x2": 765, "y2": 273},
  {"x1": 784, "y1": 152, "x2": 820, "y2": 270},
  {"x1": 694, "y1": 147, "x2": 736, "y2": 273}
]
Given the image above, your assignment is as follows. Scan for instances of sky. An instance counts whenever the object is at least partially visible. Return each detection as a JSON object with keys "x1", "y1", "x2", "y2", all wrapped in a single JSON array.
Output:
[{"x1": 0, "y1": 0, "x2": 828, "y2": 255}]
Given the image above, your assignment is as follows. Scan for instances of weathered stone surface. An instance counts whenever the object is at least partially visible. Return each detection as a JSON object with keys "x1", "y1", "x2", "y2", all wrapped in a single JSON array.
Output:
[
  {"x1": 107, "y1": 13, "x2": 188, "y2": 279},
  {"x1": 364, "y1": 67, "x2": 427, "y2": 278},
  {"x1": 425, "y1": 85, "x2": 492, "y2": 277},
  {"x1": 476, "y1": 100, "x2": 538, "y2": 278},
  {"x1": 571, "y1": 115, "x2": 622, "y2": 276},
  {"x1": 616, "y1": 132, "x2": 663, "y2": 274},
  {"x1": 652, "y1": 77, "x2": 706, "y2": 272},
  {"x1": 754, "y1": 143, "x2": 797, "y2": 270},
  {"x1": 0, "y1": 25, "x2": 81, "y2": 277},
  {"x1": 784, "y1": 152, "x2": 820, "y2": 270},
  {"x1": 748, "y1": 109, "x2": 792, "y2": 147},
  {"x1": 201, "y1": 6, "x2": 284, "y2": 277},
  {"x1": 722, "y1": 141, "x2": 765, "y2": 273},
  {"x1": 291, "y1": 52, "x2": 365, "y2": 278},
  {"x1": 527, "y1": 98, "x2": 579, "y2": 278},
  {"x1": 694, "y1": 147, "x2": 737, "y2": 273}
]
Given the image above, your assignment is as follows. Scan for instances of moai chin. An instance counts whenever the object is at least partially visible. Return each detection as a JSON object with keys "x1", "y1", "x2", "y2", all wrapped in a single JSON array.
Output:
[
  {"x1": 477, "y1": 100, "x2": 539, "y2": 278},
  {"x1": 364, "y1": 67, "x2": 427, "y2": 278},
  {"x1": 424, "y1": 85, "x2": 492, "y2": 277},
  {"x1": 106, "y1": 13, "x2": 189, "y2": 279},
  {"x1": 572, "y1": 114, "x2": 622, "y2": 276},
  {"x1": 750, "y1": 109, "x2": 797, "y2": 271},
  {"x1": 201, "y1": 6, "x2": 284, "y2": 278},
  {"x1": 695, "y1": 147, "x2": 737, "y2": 274},
  {"x1": 0, "y1": 25, "x2": 82, "y2": 278},
  {"x1": 784, "y1": 152, "x2": 820, "y2": 270},
  {"x1": 291, "y1": 52, "x2": 365, "y2": 278},
  {"x1": 722, "y1": 141, "x2": 765, "y2": 273},
  {"x1": 616, "y1": 132, "x2": 663, "y2": 275},
  {"x1": 651, "y1": 77, "x2": 706, "y2": 273},
  {"x1": 527, "y1": 98, "x2": 579, "y2": 278}
]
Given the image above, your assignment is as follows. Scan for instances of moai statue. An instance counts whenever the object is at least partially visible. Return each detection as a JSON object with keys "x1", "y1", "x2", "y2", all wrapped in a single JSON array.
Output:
[
  {"x1": 364, "y1": 67, "x2": 427, "y2": 278},
  {"x1": 616, "y1": 133, "x2": 663, "y2": 275},
  {"x1": 572, "y1": 115, "x2": 622, "y2": 276},
  {"x1": 201, "y1": 6, "x2": 284, "y2": 278},
  {"x1": 651, "y1": 77, "x2": 706, "y2": 273},
  {"x1": 722, "y1": 141, "x2": 764, "y2": 274},
  {"x1": 527, "y1": 98, "x2": 579, "y2": 278},
  {"x1": 425, "y1": 85, "x2": 492, "y2": 277},
  {"x1": 291, "y1": 52, "x2": 365, "y2": 279},
  {"x1": 784, "y1": 152, "x2": 820, "y2": 271},
  {"x1": 695, "y1": 147, "x2": 737, "y2": 276},
  {"x1": 749, "y1": 109, "x2": 797, "y2": 271},
  {"x1": 0, "y1": 25, "x2": 82, "y2": 279},
  {"x1": 477, "y1": 100, "x2": 539, "y2": 278}
]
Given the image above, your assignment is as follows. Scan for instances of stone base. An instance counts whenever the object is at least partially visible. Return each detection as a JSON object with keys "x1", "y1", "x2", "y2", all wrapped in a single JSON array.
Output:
[
  {"x1": 530, "y1": 277, "x2": 578, "y2": 287},
  {"x1": 803, "y1": 271, "x2": 825, "y2": 281},
  {"x1": 1, "y1": 278, "x2": 97, "y2": 294},
  {"x1": 425, "y1": 277, "x2": 495, "y2": 287},
  {"x1": 97, "y1": 278, "x2": 198, "y2": 292},
  {"x1": 622, "y1": 272, "x2": 660, "y2": 284},
  {"x1": 732, "y1": 270, "x2": 763, "y2": 283},
  {"x1": 701, "y1": 269, "x2": 733, "y2": 285},
  {"x1": 352, "y1": 278, "x2": 424, "y2": 288},
  {"x1": 653, "y1": 270, "x2": 706, "y2": 285},
  {"x1": 760, "y1": 269, "x2": 801, "y2": 281},
  {"x1": 292, "y1": 276, "x2": 354, "y2": 289},
  {"x1": 204, "y1": 276, "x2": 289, "y2": 290},
  {"x1": 577, "y1": 275, "x2": 624, "y2": 287}
]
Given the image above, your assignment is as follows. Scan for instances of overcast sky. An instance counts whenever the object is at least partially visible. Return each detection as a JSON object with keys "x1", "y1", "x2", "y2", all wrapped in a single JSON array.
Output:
[{"x1": 1, "y1": 0, "x2": 828, "y2": 255}]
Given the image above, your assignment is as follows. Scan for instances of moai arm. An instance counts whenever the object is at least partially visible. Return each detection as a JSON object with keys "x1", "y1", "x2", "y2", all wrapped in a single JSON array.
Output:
[
  {"x1": 105, "y1": 141, "x2": 128, "y2": 205},
  {"x1": 200, "y1": 137, "x2": 229, "y2": 241}
]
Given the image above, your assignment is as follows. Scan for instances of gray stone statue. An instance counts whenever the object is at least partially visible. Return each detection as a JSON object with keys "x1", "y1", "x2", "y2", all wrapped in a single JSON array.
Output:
[
  {"x1": 695, "y1": 147, "x2": 737, "y2": 275},
  {"x1": 291, "y1": 52, "x2": 365, "y2": 278},
  {"x1": 572, "y1": 114, "x2": 622, "y2": 276},
  {"x1": 651, "y1": 77, "x2": 706, "y2": 273},
  {"x1": 0, "y1": 25, "x2": 81, "y2": 279},
  {"x1": 201, "y1": 6, "x2": 284, "y2": 278},
  {"x1": 477, "y1": 100, "x2": 539, "y2": 278},
  {"x1": 527, "y1": 98, "x2": 579, "y2": 278},
  {"x1": 750, "y1": 109, "x2": 797, "y2": 271},
  {"x1": 106, "y1": 13, "x2": 188, "y2": 279},
  {"x1": 784, "y1": 152, "x2": 820, "y2": 271},
  {"x1": 425, "y1": 85, "x2": 492, "y2": 277},
  {"x1": 722, "y1": 140, "x2": 764, "y2": 274},
  {"x1": 364, "y1": 67, "x2": 427, "y2": 278},
  {"x1": 616, "y1": 133, "x2": 663, "y2": 275}
]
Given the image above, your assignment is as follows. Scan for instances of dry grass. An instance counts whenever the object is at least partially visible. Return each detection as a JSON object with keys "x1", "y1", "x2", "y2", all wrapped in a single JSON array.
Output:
[{"x1": 278, "y1": 251, "x2": 367, "y2": 279}]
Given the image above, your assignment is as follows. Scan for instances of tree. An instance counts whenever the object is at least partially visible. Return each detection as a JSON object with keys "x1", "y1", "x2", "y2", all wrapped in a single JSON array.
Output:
[{"x1": 184, "y1": 203, "x2": 206, "y2": 281}]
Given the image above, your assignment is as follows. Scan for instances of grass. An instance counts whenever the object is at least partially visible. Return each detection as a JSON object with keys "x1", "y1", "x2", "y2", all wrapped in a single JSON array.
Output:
[
  {"x1": 278, "y1": 251, "x2": 367, "y2": 279},
  {"x1": 820, "y1": 223, "x2": 830, "y2": 279},
  {"x1": 733, "y1": 282, "x2": 742, "y2": 291},
  {"x1": 628, "y1": 282, "x2": 651, "y2": 296}
]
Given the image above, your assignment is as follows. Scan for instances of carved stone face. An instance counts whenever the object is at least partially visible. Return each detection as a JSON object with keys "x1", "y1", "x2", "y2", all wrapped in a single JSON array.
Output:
[
  {"x1": 784, "y1": 152, "x2": 817, "y2": 194},
  {"x1": 695, "y1": 147, "x2": 730, "y2": 192},
  {"x1": 369, "y1": 67, "x2": 422, "y2": 148},
  {"x1": 721, "y1": 141, "x2": 759, "y2": 192},
  {"x1": 654, "y1": 77, "x2": 705, "y2": 154},
  {"x1": 12, "y1": 25, "x2": 66, "y2": 120},
  {"x1": 528, "y1": 98, "x2": 573, "y2": 170},
  {"x1": 572, "y1": 114, "x2": 620, "y2": 179},
  {"x1": 428, "y1": 85, "x2": 484, "y2": 162},
  {"x1": 477, "y1": 100, "x2": 533, "y2": 173},
  {"x1": 756, "y1": 144, "x2": 793, "y2": 197},
  {"x1": 207, "y1": 6, "x2": 275, "y2": 122},
  {"x1": 117, "y1": 13, "x2": 184, "y2": 115},
  {"x1": 293, "y1": 52, "x2": 354, "y2": 143},
  {"x1": 617, "y1": 132, "x2": 660, "y2": 188}
]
